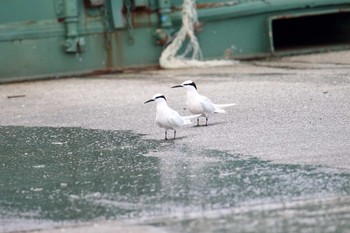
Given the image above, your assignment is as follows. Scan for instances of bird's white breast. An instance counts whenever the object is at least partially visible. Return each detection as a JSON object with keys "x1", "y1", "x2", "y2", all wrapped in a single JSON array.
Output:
[
  {"x1": 155, "y1": 104, "x2": 182, "y2": 130},
  {"x1": 186, "y1": 92, "x2": 215, "y2": 116}
]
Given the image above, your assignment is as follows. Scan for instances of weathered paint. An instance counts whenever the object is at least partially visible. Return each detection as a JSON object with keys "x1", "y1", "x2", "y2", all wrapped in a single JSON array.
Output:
[{"x1": 1, "y1": 0, "x2": 350, "y2": 82}]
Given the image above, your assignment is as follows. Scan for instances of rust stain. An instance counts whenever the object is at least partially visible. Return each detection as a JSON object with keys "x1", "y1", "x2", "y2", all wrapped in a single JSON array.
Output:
[
  {"x1": 196, "y1": 3, "x2": 224, "y2": 9},
  {"x1": 76, "y1": 65, "x2": 161, "y2": 78},
  {"x1": 104, "y1": 32, "x2": 113, "y2": 68},
  {"x1": 113, "y1": 31, "x2": 123, "y2": 66},
  {"x1": 0, "y1": 66, "x2": 161, "y2": 84},
  {"x1": 121, "y1": 4, "x2": 156, "y2": 28},
  {"x1": 337, "y1": 8, "x2": 350, "y2": 13},
  {"x1": 274, "y1": 14, "x2": 297, "y2": 20}
]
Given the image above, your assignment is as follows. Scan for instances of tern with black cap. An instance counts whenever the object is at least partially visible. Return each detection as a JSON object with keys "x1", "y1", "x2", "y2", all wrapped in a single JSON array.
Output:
[
  {"x1": 172, "y1": 80, "x2": 236, "y2": 126},
  {"x1": 144, "y1": 93, "x2": 200, "y2": 140}
]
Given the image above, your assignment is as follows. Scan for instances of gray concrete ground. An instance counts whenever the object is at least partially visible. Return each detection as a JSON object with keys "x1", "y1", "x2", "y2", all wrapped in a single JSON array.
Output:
[
  {"x1": 1, "y1": 51, "x2": 350, "y2": 232},
  {"x1": 1, "y1": 51, "x2": 350, "y2": 170}
]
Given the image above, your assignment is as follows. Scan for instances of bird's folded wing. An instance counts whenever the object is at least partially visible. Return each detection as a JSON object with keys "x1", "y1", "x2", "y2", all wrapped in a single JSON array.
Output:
[
  {"x1": 182, "y1": 114, "x2": 202, "y2": 120},
  {"x1": 181, "y1": 114, "x2": 201, "y2": 126},
  {"x1": 200, "y1": 96, "x2": 216, "y2": 113},
  {"x1": 168, "y1": 113, "x2": 185, "y2": 127}
]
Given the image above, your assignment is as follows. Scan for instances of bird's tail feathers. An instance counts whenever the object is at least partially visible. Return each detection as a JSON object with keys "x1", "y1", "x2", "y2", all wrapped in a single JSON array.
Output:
[
  {"x1": 213, "y1": 103, "x2": 235, "y2": 114},
  {"x1": 214, "y1": 103, "x2": 236, "y2": 109},
  {"x1": 214, "y1": 108, "x2": 226, "y2": 114}
]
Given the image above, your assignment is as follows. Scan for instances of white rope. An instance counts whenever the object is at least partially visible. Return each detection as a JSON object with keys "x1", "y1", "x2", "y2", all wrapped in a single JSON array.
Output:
[{"x1": 159, "y1": 0, "x2": 238, "y2": 69}]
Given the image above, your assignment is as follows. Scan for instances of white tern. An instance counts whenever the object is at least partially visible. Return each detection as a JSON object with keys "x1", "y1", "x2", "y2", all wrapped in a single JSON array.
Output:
[
  {"x1": 172, "y1": 80, "x2": 236, "y2": 126},
  {"x1": 144, "y1": 93, "x2": 200, "y2": 140}
]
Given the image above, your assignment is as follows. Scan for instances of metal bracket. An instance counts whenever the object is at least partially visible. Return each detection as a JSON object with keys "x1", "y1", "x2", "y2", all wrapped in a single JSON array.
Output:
[
  {"x1": 56, "y1": 0, "x2": 85, "y2": 53},
  {"x1": 154, "y1": 0, "x2": 174, "y2": 45},
  {"x1": 110, "y1": 0, "x2": 124, "y2": 29},
  {"x1": 158, "y1": 0, "x2": 172, "y2": 28},
  {"x1": 55, "y1": 0, "x2": 65, "y2": 18}
]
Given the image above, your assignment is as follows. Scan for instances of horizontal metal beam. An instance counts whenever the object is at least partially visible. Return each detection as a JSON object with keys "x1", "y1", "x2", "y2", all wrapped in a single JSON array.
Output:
[{"x1": 190, "y1": 0, "x2": 350, "y2": 21}]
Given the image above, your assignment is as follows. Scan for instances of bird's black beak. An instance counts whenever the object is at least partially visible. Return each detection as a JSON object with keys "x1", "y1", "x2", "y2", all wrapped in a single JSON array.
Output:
[
  {"x1": 171, "y1": 84, "x2": 183, "y2": 88},
  {"x1": 144, "y1": 99, "x2": 154, "y2": 104}
]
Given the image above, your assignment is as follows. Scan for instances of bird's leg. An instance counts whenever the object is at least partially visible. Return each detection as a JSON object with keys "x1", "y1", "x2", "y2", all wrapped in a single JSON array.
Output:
[
  {"x1": 197, "y1": 118, "x2": 200, "y2": 126},
  {"x1": 205, "y1": 117, "x2": 208, "y2": 126},
  {"x1": 165, "y1": 131, "x2": 168, "y2": 140},
  {"x1": 174, "y1": 130, "x2": 176, "y2": 139}
]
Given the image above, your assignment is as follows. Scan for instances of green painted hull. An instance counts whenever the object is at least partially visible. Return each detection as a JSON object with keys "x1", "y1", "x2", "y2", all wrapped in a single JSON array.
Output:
[{"x1": 1, "y1": 0, "x2": 350, "y2": 82}]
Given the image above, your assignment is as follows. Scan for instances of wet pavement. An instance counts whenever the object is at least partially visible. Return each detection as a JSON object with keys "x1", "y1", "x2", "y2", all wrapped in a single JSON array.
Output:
[{"x1": 1, "y1": 51, "x2": 350, "y2": 232}]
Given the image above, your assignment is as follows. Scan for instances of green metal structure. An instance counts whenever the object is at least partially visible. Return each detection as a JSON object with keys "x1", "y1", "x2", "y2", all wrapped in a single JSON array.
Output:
[{"x1": 1, "y1": 0, "x2": 350, "y2": 82}]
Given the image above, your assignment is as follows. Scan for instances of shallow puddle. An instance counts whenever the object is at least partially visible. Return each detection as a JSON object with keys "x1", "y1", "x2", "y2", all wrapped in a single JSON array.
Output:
[{"x1": 0, "y1": 126, "x2": 349, "y2": 232}]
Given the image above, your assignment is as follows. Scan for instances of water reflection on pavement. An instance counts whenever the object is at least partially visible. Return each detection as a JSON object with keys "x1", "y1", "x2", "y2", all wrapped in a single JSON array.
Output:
[{"x1": 0, "y1": 126, "x2": 349, "y2": 232}]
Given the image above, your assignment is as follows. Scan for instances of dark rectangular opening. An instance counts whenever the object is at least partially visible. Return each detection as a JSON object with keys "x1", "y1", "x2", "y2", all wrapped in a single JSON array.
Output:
[{"x1": 272, "y1": 11, "x2": 350, "y2": 51}]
